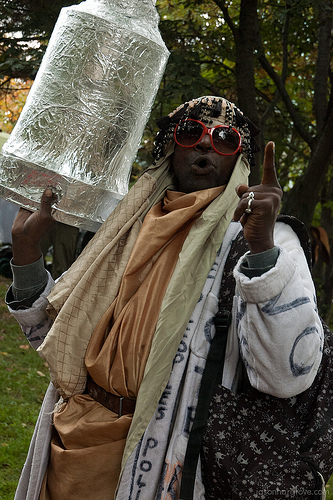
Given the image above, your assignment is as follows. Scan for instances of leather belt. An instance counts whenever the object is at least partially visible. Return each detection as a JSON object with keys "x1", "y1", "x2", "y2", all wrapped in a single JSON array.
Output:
[{"x1": 86, "y1": 376, "x2": 136, "y2": 417}]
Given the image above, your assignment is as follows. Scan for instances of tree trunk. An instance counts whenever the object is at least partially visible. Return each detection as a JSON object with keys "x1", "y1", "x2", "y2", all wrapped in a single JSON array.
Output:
[
  {"x1": 313, "y1": 0, "x2": 333, "y2": 134},
  {"x1": 235, "y1": 0, "x2": 261, "y2": 185}
]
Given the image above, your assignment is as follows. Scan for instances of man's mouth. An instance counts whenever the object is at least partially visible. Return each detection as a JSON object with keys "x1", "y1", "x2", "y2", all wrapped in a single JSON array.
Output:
[
  {"x1": 192, "y1": 156, "x2": 215, "y2": 173},
  {"x1": 196, "y1": 159, "x2": 209, "y2": 168}
]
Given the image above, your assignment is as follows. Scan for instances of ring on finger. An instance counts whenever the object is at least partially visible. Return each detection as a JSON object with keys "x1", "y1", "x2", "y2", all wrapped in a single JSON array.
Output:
[{"x1": 245, "y1": 191, "x2": 255, "y2": 214}]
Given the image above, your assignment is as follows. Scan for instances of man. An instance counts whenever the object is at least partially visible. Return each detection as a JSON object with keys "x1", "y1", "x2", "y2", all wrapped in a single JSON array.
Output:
[{"x1": 7, "y1": 96, "x2": 322, "y2": 499}]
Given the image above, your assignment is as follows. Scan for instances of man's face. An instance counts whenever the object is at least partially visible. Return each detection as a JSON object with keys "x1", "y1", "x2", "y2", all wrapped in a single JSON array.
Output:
[{"x1": 171, "y1": 125, "x2": 239, "y2": 193}]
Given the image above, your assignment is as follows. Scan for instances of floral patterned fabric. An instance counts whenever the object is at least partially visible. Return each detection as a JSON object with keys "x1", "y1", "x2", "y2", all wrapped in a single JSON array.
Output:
[{"x1": 201, "y1": 221, "x2": 333, "y2": 500}]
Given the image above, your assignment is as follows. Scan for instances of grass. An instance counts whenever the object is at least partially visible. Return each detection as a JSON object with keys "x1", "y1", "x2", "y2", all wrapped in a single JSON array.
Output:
[
  {"x1": 0, "y1": 276, "x2": 49, "y2": 499},
  {"x1": 0, "y1": 274, "x2": 333, "y2": 499}
]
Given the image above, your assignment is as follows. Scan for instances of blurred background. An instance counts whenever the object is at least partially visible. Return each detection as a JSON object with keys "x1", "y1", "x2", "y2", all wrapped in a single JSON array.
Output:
[{"x1": 0, "y1": 1, "x2": 332, "y2": 497}]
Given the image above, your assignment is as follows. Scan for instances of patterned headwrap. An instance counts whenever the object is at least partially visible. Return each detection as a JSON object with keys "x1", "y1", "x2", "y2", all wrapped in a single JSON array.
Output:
[{"x1": 153, "y1": 96, "x2": 260, "y2": 166}]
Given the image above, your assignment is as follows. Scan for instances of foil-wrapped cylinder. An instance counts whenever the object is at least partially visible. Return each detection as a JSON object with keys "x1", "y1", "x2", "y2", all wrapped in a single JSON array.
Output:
[{"x1": 0, "y1": 0, "x2": 169, "y2": 231}]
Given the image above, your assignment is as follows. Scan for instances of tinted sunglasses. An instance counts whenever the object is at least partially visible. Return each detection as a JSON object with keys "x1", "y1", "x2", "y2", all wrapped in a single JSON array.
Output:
[{"x1": 174, "y1": 119, "x2": 242, "y2": 156}]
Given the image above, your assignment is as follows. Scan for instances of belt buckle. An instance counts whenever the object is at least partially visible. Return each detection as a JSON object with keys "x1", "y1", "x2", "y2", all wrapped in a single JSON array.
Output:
[{"x1": 118, "y1": 396, "x2": 124, "y2": 417}]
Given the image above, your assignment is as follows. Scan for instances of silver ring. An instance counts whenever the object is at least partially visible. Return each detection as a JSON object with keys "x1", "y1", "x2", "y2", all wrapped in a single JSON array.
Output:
[{"x1": 245, "y1": 191, "x2": 255, "y2": 214}]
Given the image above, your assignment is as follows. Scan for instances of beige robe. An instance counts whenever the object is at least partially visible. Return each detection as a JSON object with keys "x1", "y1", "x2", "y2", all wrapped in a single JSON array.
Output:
[
  {"x1": 40, "y1": 187, "x2": 224, "y2": 499},
  {"x1": 37, "y1": 152, "x2": 249, "y2": 492}
]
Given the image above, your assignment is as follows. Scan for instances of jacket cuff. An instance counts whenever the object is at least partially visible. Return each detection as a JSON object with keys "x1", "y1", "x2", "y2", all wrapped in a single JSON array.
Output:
[
  {"x1": 239, "y1": 246, "x2": 279, "y2": 278},
  {"x1": 6, "y1": 271, "x2": 54, "y2": 322},
  {"x1": 234, "y1": 246, "x2": 296, "y2": 303},
  {"x1": 10, "y1": 256, "x2": 48, "y2": 302}
]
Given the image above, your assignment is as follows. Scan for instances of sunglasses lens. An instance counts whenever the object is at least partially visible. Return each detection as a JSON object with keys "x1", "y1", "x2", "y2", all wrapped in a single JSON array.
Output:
[
  {"x1": 175, "y1": 121, "x2": 203, "y2": 146},
  {"x1": 175, "y1": 120, "x2": 241, "y2": 154},
  {"x1": 212, "y1": 127, "x2": 240, "y2": 154}
]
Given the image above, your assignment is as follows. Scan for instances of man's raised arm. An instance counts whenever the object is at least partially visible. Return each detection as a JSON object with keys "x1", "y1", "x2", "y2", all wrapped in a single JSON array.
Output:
[{"x1": 11, "y1": 188, "x2": 57, "y2": 266}]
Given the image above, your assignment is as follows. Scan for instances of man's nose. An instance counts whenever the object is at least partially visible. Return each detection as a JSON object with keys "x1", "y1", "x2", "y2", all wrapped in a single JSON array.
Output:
[{"x1": 194, "y1": 132, "x2": 212, "y2": 151}]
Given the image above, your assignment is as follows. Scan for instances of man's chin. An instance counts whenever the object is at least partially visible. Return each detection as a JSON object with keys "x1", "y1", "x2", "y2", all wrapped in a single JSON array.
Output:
[{"x1": 178, "y1": 179, "x2": 219, "y2": 193}]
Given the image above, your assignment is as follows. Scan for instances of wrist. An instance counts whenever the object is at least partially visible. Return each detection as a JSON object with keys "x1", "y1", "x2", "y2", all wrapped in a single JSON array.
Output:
[
  {"x1": 248, "y1": 239, "x2": 274, "y2": 254},
  {"x1": 12, "y1": 237, "x2": 43, "y2": 266}
]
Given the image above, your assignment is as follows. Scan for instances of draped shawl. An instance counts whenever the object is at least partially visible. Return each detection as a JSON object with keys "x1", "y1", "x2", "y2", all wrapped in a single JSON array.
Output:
[{"x1": 37, "y1": 147, "x2": 250, "y2": 467}]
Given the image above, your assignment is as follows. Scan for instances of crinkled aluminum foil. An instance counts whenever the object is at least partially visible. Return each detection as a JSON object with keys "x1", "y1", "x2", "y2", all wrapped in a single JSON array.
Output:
[{"x1": 0, "y1": 0, "x2": 169, "y2": 231}]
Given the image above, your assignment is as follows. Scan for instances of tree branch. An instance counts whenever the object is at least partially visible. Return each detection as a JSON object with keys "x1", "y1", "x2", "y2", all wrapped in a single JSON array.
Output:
[
  {"x1": 282, "y1": 105, "x2": 333, "y2": 225},
  {"x1": 260, "y1": 7, "x2": 290, "y2": 131},
  {"x1": 199, "y1": 59, "x2": 235, "y2": 73},
  {"x1": 256, "y1": 44, "x2": 314, "y2": 148},
  {"x1": 281, "y1": 5, "x2": 290, "y2": 83},
  {"x1": 212, "y1": 0, "x2": 238, "y2": 38}
]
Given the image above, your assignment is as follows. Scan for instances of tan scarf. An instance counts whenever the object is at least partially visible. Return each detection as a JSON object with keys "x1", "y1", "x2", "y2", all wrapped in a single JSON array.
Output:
[{"x1": 37, "y1": 149, "x2": 249, "y2": 429}]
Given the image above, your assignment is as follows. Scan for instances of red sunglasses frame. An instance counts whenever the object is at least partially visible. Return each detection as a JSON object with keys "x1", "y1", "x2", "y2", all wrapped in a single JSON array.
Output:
[{"x1": 174, "y1": 118, "x2": 242, "y2": 156}]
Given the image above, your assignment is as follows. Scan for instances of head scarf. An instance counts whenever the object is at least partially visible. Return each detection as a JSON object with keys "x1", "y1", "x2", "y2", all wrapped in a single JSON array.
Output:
[{"x1": 153, "y1": 95, "x2": 260, "y2": 166}]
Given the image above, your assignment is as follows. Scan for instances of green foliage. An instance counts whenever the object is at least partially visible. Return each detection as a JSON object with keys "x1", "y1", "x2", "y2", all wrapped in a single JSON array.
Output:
[
  {"x1": 0, "y1": 78, "x2": 32, "y2": 133},
  {"x1": 0, "y1": 0, "x2": 83, "y2": 80},
  {"x1": 0, "y1": 277, "x2": 49, "y2": 499},
  {"x1": 328, "y1": 480, "x2": 333, "y2": 500},
  {"x1": 157, "y1": 0, "x2": 238, "y2": 105}
]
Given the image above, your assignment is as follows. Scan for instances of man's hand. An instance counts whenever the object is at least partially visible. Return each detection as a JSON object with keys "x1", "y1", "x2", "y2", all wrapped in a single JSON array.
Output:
[
  {"x1": 233, "y1": 141, "x2": 283, "y2": 254},
  {"x1": 11, "y1": 188, "x2": 57, "y2": 266}
]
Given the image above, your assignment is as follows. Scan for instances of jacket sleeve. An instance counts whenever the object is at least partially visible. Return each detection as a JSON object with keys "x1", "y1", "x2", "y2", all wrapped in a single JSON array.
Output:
[
  {"x1": 233, "y1": 222, "x2": 323, "y2": 398},
  {"x1": 6, "y1": 272, "x2": 55, "y2": 350}
]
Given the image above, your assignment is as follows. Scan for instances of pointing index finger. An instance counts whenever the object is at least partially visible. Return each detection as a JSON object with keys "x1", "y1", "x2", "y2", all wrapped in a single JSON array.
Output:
[{"x1": 261, "y1": 141, "x2": 280, "y2": 187}]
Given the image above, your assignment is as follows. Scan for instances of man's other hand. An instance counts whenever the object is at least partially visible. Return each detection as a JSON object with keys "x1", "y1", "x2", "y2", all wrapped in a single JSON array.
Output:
[{"x1": 233, "y1": 142, "x2": 283, "y2": 254}]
